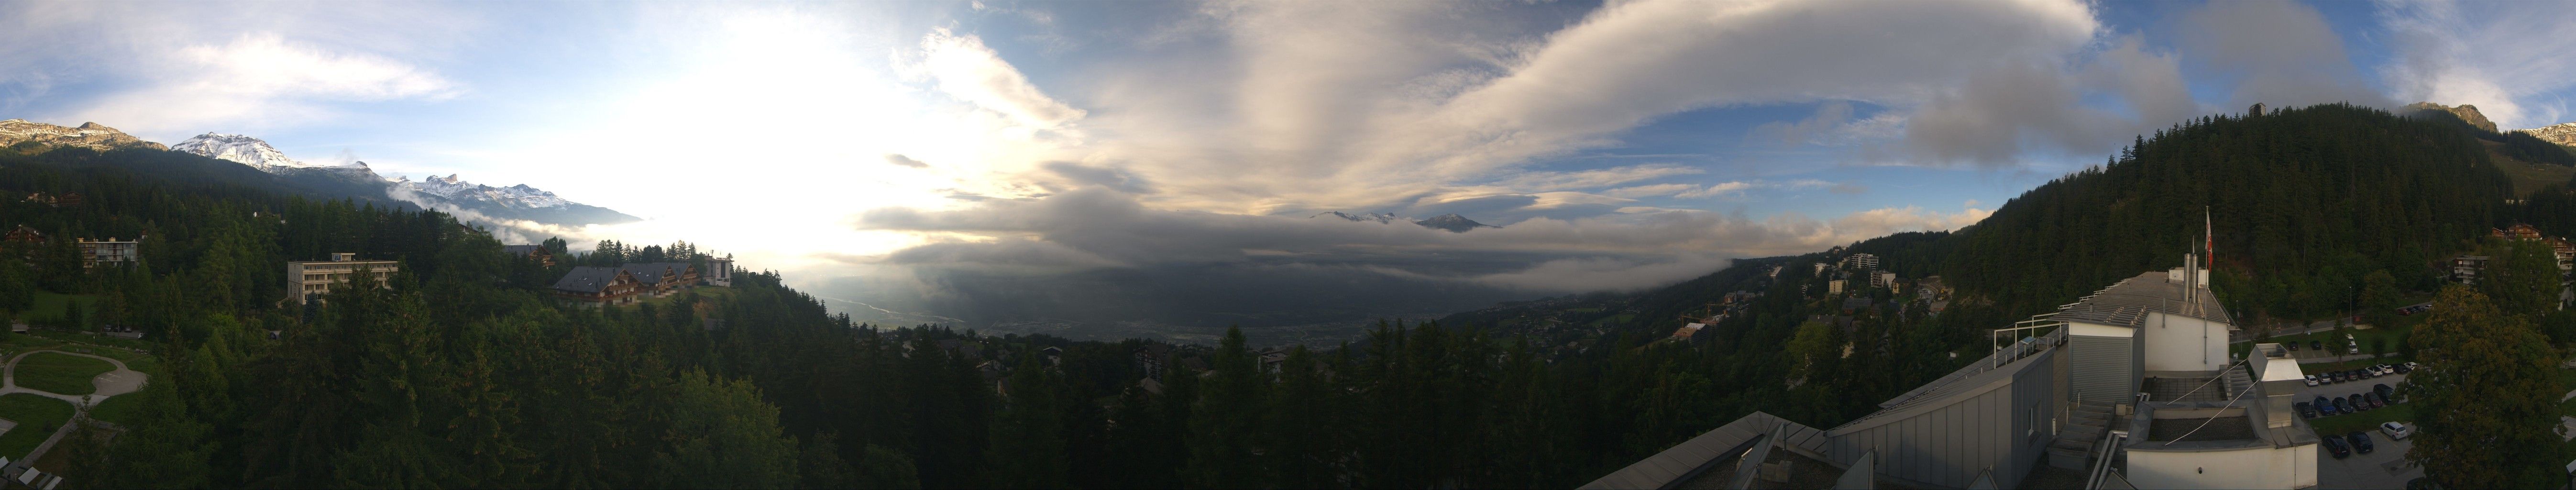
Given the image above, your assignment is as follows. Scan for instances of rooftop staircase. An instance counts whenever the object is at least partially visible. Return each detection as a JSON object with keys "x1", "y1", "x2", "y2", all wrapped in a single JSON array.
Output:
[{"x1": 2046, "y1": 399, "x2": 2116, "y2": 469}]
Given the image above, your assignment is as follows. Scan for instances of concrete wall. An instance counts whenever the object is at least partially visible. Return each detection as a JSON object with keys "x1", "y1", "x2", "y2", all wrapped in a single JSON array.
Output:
[
  {"x1": 2068, "y1": 321, "x2": 2136, "y2": 405},
  {"x1": 1828, "y1": 348, "x2": 2060, "y2": 489},
  {"x1": 2142, "y1": 312, "x2": 2228, "y2": 374},
  {"x1": 2125, "y1": 445, "x2": 2317, "y2": 489}
]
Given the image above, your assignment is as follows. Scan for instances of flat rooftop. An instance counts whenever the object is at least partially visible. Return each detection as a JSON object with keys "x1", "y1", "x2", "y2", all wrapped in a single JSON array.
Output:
[
  {"x1": 2146, "y1": 416, "x2": 2257, "y2": 443},
  {"x1": 2053, "y1": 272, "x2": 2233, "y2": 327}
]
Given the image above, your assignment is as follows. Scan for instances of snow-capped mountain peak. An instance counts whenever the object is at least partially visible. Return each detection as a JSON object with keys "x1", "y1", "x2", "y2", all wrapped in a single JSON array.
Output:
[
  {"x1": 1312, "y1": 211, "x2": 1408, "y2": 224},
  {"x1": 176, "y1": 130, "x2": 633, "y2": 224},
  {"x1": 172, "y1": 133, "x2": 366, "y2": 172},
  {"x1": 1312, "y1": 211, "x2": 1500, "y2": 233},
  {"x1": 391, "y1": 172, "x2": 572, "y2": 209}
]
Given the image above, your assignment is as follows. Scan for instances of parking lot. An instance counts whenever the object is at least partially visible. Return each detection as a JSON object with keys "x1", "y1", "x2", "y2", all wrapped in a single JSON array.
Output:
[
  {"x1": 2316, "y1": 434, "x2": 2419, "y2": 490},
  {"x1": 2297, "y1": 369, "x2": 2422, "y2": 489}
]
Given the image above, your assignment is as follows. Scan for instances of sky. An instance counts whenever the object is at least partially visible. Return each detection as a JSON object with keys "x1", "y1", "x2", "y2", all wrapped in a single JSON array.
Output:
[{"x1": 6, "y1": 0, "x2": 2576, "y2": 321}]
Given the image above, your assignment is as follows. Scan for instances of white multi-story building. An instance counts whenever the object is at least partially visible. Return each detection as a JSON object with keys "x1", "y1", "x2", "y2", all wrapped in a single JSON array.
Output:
[
  {"x1": 75, "y1": 237, "x2": 139, "y2": 268},
  {"x1": 287, "y1": 253, "x2": 400, "y2": 304}
]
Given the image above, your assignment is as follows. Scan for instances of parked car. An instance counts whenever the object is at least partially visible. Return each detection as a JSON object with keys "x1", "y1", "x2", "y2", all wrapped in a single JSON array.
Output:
[
  {"x1": 2311, "y1": 340, "x2": 2324, "y2": 351},
  {"x1": 2323, "y1": 436, "x2": 2352, "y2": 458},
  {"x1": 2304, "y1": 374, "x2": 2320, "y2": 387},
  {"x1": 2364, "y1": 392, "x2": 2386, "y2": 409},
  {"x1": 2374, "y1": 383, "x2": 2394, "y2": 401},
  {"x1": 2347, "y1": 342, "x2": 2359, "y2": 355},
  {"x1": 2366, "y1": 366, "x2": 2385, "y2": 377},
  {"x1": 2315, "y1": 396, "x2": 2337, "y2": 416},
  {"x1": 2394, "y1": 363, "x2": 2413, "y2": 374},
  {"x1": 2348, "y1": 394, "x2": 2369, "y2": 411},
  {"x1": 2333, "y1": 396, "x2": 2355, "y2": 413},
  {"x1": 2380, "y1": 421, "x2": 2412, "y2": 440},
  {"x1": 2296, "y1": 401, "x2": 2317, "y2": 419},
  {"x1": 2404, "y1": 361, "x2": 2421, "y2": 371},
  {"x1": 2347, "y1": 431, "x2": 2374, "y2": 454},
  {"x1": 2287, "y1": 341, "x2": 2300, "y2": 351},
  {"x1": 2327, "y1": 371, "x2": 2344, "y2": 383}
]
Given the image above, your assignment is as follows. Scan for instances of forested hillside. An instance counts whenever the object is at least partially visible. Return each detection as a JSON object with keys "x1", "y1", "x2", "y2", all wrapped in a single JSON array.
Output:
[{"x1": 1943, "y1": 103, "x2": 2512, "y2": 320}]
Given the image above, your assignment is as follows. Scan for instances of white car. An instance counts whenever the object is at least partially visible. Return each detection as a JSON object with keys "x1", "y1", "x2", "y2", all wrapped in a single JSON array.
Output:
[
  {"x1": 2365, "y1": 366, "x2": 2385, "y2": 377},
  {"x1": 2303, "y1": 375, "x2": 2320, "y2": 387},
  {"x1": 2380, "y1": 421, "x2": 2412, "y2": 440}
]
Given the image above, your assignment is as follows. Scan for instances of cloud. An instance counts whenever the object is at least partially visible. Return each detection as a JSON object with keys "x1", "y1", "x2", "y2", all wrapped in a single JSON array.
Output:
[
  {"x1": 2176, "y1": 1, "x2": 2388, "y2": 111},
  {"x1": 1603, "y1": 183, "x2": 1698, "y2": 199},
  {"x1": 2379, "y1": 1, "x2": 2576, "y2": 128},
  {"x1": 1049, "y1": 0, "x2": 2108, "y2": 215},
  {"x1": 919, "y1": 28, "x2": 1088, "y2": 129},
  {"x1": 1674, "y1": 182, "x2": 1755, "y2": 199},
  {"x1": 885, "y1": 154, "x2": 930, "y2": 168},
  {"x1": 54, "y1": 31, "x2": 461, "y2": 138},
  {"x1": 1487, "y1": 163, "x2": 1705, "y2": 191},
  {"x1": 854, "y1": 188, "x2": 1990, "y2": 296}
]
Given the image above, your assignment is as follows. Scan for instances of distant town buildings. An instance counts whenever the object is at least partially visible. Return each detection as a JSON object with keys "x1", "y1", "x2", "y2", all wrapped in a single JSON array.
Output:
[
  {"x1": 502, "y1": 245, "x2": 555, "y2": 267},
  {"x1": 1839, "y1": 253, "x2": 1878, "y2": 271},
  {"x1": 75, "y1": 237, "x2": 139, "y2": 268},
  {"x1": 1670, "y1": 323, "x2": 1706, "y2": 343},
  {"x1": 1827, "y1": 279, "x2": 1845, "y2": 295},
  {"x1": 2459, "y1": 224, "x2": 2576, "y2": 306},
  {"x1": 287, "y1": 253, "x2": 399, "y2": 304},
  {"x1": 1871, "y1": 270, "x2": 1895, "y2": 289},
  {"x1": 19, "y1": 192, "x2": 80, "y2": 208}
]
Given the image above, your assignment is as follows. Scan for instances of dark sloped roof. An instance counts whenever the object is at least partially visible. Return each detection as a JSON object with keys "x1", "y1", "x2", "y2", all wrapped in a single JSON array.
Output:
[
  {"x1": 1578, "y1": 411, "x2": 1828, "y2": 490},
  {"x1": 618, "y1": 262, "x2": 694, "y2": 285},
  {"x1": 552, "y1": 266, "x2": 624, "y2": 293},
  {"x1": 2052, "y1": 271, "x2": 2232, "y2": 327}
]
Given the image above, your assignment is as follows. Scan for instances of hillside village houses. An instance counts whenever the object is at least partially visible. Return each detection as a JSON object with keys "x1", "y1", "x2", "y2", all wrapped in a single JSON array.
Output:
[
  {"x1": 2453, "y1": 223, "x2": 2576, "y2": 306},
  {"x1": 286, "y1": 253, "x2": 399, "y2": 305},
  {"x1": 501, "y1": 245, "x2": 556, "y2": 267},
  {"x1": 551, "y1": 262, "x2": 702, "y2": 305}
]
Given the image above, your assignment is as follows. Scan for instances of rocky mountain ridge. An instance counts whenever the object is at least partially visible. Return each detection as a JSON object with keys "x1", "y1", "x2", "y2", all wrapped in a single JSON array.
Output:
[
  {"x1": 2516, "y1": 122, "x2": 2576, "y2": 149},
  {"x1": 0, "y1": 119, "x2": 167, "y2": 152},
  {"x1": 2404, "y1": 102, "x2": 2497, "y2": 132}
]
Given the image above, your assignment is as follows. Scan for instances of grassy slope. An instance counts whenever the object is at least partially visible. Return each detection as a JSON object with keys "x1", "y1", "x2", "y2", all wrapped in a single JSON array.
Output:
[
  {"x1": 13, "y1": 352, "x2": 112, "y2": 396},
  {"x1": 0, "y1": 393, "x2": 71, "y2": 459},
  {"x1": 16, "y1": 293, "x2": 98, "y2": 323},
  {"x1": 2486, "y1": 140, "x2": 2576, "y2": 197}
]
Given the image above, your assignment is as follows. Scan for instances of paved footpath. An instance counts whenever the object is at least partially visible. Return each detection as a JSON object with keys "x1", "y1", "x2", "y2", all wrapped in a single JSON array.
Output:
[
  {"x1": 0, "y1": 349, "x2": 148, "y2": 476},
  {"x1": 0, "y1": 350, "x2": 144, "y2": 406}
]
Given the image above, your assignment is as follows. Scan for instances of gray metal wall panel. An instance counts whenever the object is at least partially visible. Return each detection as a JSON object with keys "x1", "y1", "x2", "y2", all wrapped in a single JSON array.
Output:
[{"x1": 2069, "y1": 334, "x2": 2134, "y2": 404}]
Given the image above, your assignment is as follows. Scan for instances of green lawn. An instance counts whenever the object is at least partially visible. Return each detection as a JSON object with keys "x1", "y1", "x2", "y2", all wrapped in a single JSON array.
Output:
[
  {"x1": 85, "y1": 391, "x2": 143, "y2": 426},
  {"x1": 24, "y1": 329, "x2": 158, "y2": 354},
  {"x1": 13, "y1": 352, "x2": 113, "y2": 396},
  {"x1": 0, "y1": 393, "x2": 73, "y2": 459},
  {"x1": 16, "y1": 293, "x2": 98, "y2": 324},
  {"x1": 2310, "y1": 402, "x2": 2414, "y2": 437}
]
